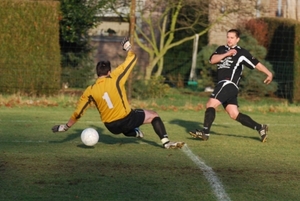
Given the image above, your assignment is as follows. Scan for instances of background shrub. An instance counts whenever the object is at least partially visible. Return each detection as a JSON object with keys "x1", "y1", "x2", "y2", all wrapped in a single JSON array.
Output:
[
  {"x1": 0, "y1": 0, "x2": 61, "y2": 95},
  {"x1": 132, "y1": 76, "x2": 170, "y2": 99}
]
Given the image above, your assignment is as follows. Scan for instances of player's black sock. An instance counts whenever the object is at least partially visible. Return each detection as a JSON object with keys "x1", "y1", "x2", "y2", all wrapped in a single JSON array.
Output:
[
  {"x1": 236, "y1": 113, "x2": 261, "y2": 130},
  {"x1": 203, "y1": 107, "x2": 216, "y2": 134},
  {"x1": 151, "y1": 117, "x2": 168, "y2": 139}
]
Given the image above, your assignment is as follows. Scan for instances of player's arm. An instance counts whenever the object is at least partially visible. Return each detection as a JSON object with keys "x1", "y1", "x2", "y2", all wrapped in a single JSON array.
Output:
[
  {"x1": 209, "y1": 47, "x2": 236, "y2": 64},
  {"x1": 110, "y1": 38, "x2": 137, "y2": 80},
  {"x1": 51, "y1": 117, "x2": 77, "y2": 133},
  {"x1": 66, "y1": 118, "x2": 77, "y2": 128},
  {"x1": 255, "y1": 63, "x2": 273, "y2": 84},
  {"x1": 52, "y1": 87, "x2": 92, "y2": 133}
]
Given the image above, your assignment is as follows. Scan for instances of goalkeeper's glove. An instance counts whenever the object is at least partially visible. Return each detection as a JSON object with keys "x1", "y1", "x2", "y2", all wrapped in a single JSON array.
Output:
[
  {"x1": 52, "y1": 124, "x2": 70, "y2": 133},
  {"x1": 121, "y1": 37, "x2": 131, "y2": 51}
]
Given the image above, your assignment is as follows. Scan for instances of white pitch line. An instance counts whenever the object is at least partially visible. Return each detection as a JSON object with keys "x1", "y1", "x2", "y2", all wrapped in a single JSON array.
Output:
[{"x1": 181, "y1": 144, "x2": 231, "y2": 201}]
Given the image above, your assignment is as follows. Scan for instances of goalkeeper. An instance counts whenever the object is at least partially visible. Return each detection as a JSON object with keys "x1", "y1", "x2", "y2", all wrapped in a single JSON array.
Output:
[{"x1": 52, "y1": 38, "x2": 184, "y2": 149}]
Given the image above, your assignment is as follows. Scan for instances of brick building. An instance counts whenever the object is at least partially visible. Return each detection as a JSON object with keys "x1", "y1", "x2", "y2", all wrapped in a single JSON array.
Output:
[{"x1": 209, "y1": 0, "x2": 300, "y2": 45}]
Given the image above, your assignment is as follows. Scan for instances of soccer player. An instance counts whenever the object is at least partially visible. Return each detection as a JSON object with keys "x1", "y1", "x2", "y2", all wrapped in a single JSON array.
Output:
[
  {"x1": 189, "y1": 29, "x2": 273, "y2": 142},
  {"x1": 52, "y1": 38, "x2": 184, "y2": 149}
]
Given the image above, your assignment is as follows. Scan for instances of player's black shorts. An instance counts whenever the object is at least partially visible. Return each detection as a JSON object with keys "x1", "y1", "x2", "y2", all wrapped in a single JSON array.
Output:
[
  {"x1": 104, "y1": 109, "x2": 145, "y2": 134},
  {"x1": 210, "y1": 80, "x2": 239, "y2": 108}
]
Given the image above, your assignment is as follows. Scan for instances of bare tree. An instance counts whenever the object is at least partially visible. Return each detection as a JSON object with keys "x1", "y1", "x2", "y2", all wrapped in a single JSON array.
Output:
[
  {"x1": 134, "y1": 0, "x2": 261, "y2": 80},
  {"x1": 106, "y1": 0, "x2": 261, "y2": 80},
  {"x1": 134, "y1": 0, "x2": 212, "y2": 80}
]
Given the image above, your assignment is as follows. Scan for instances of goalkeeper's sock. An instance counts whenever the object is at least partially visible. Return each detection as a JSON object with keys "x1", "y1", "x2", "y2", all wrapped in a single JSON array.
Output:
[
  {"x1": 151, "y1": 117, "x2": 168, "y2": 139},
  {"x1": 236, "y1": 113, "x2": 261, "y2": 130}
]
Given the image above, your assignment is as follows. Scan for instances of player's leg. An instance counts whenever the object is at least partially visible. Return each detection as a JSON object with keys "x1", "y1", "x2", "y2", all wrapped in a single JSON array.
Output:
[
  {"x1": 121, "y1": 109, "x2": 145, "y2": 137},
  {"x1": 104, "y1": 120, "x2": 139, "y2": 137},
  {"x1": 143, "y1": 109, "x2": 184, "y2": 148},
  {"x1": 203, "y1": 98, "x2": 221, "y2": 134},
  {"x1": 225, "y1": 104, "x2": 239, "y2": 120},
  {"x1": 189, "y1": 84, "x2": 223, "y2": 140},
  {"x1": 104, "y1": 110, "x2": 144, "y2": 138},
  {"x1": 122, "y1": 128, "x2": 144, "y2": 138},
  {"x1": 225, "y1": 96, "x2": 262, "y2": 130},
  {"x1": 189, "y1": 98, "x2": 220, "y2": 140},
  {"x1": 226, "y1": 105, "x2": 268, "y2": 142},
  {"x1": 191, "y1": 98, "x2": 220, "y2": 136}
]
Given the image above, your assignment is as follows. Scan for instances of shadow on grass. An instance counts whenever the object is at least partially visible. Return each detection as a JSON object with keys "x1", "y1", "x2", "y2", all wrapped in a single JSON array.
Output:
[
  {"x1": 169, "y1": 118, "x2": 260, "y2": 142},
  {"x1": 92, "y1": 131, "x2": 161, "y2": 149},
  {"x1": 168, "y1": 118, "x2": 222, "y2": 135},
  {"x1": 49, "y1": 124, "x2": 161, "y2": 149},
  {"x1": 212, "y1": 132, "x2": 261, "y2": 142}
]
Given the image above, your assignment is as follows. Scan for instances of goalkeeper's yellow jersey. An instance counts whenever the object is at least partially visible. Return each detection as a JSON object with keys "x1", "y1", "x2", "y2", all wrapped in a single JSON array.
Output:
[{"x1": 70, "y1": 51, "x2": 137, "y2": 123}]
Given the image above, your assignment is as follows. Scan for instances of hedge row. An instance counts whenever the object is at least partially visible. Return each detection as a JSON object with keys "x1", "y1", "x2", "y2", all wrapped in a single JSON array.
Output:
[{"x1": 0, "y1": 0, "x2": 61, "y2": 96}]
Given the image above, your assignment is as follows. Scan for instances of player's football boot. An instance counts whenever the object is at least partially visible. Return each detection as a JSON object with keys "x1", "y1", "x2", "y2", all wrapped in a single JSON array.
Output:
[
  {"x1": 189, "y1": 129, "x2": 209, "y2": 141},
  {"x1": 258, "y1": 124, "x2": 268, "y2": 142},
  {"x1": 163, "y1": 141, "x2": 185, "y2": 149},
  {"x1": 134, "y1": 128, "x2": 144, "y2": 138}
]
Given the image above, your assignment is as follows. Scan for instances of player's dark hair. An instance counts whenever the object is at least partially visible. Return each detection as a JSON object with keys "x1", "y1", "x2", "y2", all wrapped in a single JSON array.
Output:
[
  {"x1": 96, "y1": 61, "x2": 111, "y2": 76},
  {"x1": 227, "y1": 29, "x2": 240, "y2": 38}
]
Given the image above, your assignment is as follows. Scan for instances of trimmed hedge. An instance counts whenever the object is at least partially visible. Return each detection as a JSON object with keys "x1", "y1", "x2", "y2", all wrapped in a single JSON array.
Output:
[
  {"x1": 294, "y1": 24, "x2": 300, "y2": 103},
  {"x1": 0, "y1": 0, "x2": 60, "y2": 95}
]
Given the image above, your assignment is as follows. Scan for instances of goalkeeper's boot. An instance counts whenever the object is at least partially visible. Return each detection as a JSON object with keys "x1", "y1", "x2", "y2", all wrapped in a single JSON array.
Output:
[
  {"x1": 189, "y1": 129, "x2": 209, "y2": 141},
  {"x1": 163, "y1": 141, "x2": 185, "y2": 149},
  {"x1": 258, "y1": 124, "x2": 268, "y2": 142},
  {"x1": 135, "y1": 128, "x2": 144, "y2": 138}
]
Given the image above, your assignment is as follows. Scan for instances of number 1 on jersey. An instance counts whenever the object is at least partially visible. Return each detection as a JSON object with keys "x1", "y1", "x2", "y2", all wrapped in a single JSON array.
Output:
[{"x1": 102, "y1": 92, "x2": 114, "y2": 109}]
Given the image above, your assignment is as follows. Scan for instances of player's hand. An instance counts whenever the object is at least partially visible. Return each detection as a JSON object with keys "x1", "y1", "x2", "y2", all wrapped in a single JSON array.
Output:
[
  {"x1": 264, "y1": 75, "x2": 273, "y2": 84},
  {"x1": 121, "y1": 37, "x2": 131, "y2": 51},
  {"x1": 52, "y1": 124, "x2": 70, "y2": 133},
  {"x1": 228, "y1": 49, "x2": 237, "y2": 56}
]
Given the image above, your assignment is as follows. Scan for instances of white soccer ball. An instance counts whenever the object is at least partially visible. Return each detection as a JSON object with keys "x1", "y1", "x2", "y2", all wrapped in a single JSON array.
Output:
[{"x1": 80, "y1": 128, "x2": 99, "y2": 146}]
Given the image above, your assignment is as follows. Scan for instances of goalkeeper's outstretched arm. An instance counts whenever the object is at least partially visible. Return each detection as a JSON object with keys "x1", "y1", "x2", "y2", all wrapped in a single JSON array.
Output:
[{"x1": 52, "y1": 118, "x2": 76, "y2": 133}]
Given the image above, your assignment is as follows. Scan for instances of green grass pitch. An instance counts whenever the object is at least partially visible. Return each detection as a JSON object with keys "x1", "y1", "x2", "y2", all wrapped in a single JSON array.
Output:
[{"x1": 0, "y1": 106, "x2": 299, "y2": 201}]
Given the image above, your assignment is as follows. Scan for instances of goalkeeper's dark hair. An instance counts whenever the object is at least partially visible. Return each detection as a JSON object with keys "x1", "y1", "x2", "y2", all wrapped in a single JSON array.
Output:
[{"x1": 96, "y1": 61, "x2": 111, "y2": 76}]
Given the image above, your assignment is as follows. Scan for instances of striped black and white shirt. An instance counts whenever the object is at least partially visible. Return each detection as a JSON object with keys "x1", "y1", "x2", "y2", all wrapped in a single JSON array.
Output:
[{"x1": 209, "y1": 45, "x2": 259, "y2": 86}]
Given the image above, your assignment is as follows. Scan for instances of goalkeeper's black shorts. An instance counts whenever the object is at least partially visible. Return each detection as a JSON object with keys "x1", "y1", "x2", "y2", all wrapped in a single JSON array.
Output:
[{"x1": 104, "y1": 109, "x2": 145, "y2": 134}]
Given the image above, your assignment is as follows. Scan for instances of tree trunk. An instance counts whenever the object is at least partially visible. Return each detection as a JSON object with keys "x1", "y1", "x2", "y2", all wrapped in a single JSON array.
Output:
[
  {"x1": 145, "y1": 64, "x2": 153, "y2": 81},
  {"x1": 155, "y1": 57, "x2": 164, "y2": 77}
]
